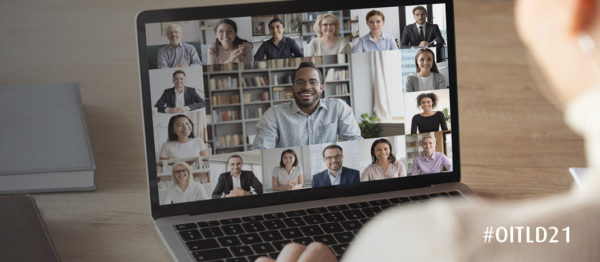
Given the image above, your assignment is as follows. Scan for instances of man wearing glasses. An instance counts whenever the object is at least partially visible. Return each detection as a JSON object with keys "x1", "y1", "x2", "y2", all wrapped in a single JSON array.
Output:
[
  {"x1": 252, "y1": 62, "x2": 362, "y2": 150},
  {"x1": 312, "y1": 144, "x2": 360, "y2": 188}
]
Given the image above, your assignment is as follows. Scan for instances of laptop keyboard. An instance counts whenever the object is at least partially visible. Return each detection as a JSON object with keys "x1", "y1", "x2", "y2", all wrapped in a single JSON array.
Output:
[{"x1": 175, "y1": 191, "x2": 463, "y2": 262}]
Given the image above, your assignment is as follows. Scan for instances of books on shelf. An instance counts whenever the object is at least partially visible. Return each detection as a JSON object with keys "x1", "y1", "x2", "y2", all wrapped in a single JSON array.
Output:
[
  {"x1": 268, "y1": 56, "x2": 324, "y2": 69},
  {"x1": 212, "y1": 94, "x2": 240, "y2": 106},
  {"x1": 215, "y1": 134, "x2": 242, "y2": 148},
  {"x1": 330, "y1": 83, "x2": 349, "y2": 95},
  {"x1": 213, "y1": 110, "x2": 240, "y2": 122},
  {"x1": 273, "y1": 87, "x2": 294, "y2": 101},
  {"x1": 205, "y1": 63, "x2": 238, "y2": 72},
  {"x1": 209, "y1": 76, "x2": 238, "y2": 90},
  {"x1": 244, "y1": 107, "x2": 264, "y2": 119},
  {"x1": 241, "y1": 76, "x2": 269, "y2": 87},
  {"x1": 325, "y1": 68, "x2": 349, "y2": 81}
]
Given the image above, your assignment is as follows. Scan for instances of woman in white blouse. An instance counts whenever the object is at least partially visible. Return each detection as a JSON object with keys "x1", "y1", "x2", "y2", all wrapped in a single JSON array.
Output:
[
  {"x1": 159, "y1": 114, "x2": 208, "y2": 159},
  {"x1": 271, "y1": 149, "x2": 303, "y2": 191},
  {"x1": 360, "y1": 138, "x2": 407, "y2": 181},
  {"x1": 304, "y1": 13, "x2": 352, "y2": 56},
  {"x1": 161, "y1": 161, "x2": 209, "y2": 204}
]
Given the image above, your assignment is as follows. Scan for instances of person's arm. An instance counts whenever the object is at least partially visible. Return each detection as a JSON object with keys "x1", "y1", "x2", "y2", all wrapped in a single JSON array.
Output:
[
  {"x1": 341, "y1": 39, "x2": 352, "y2": 54},
  {"x1": 195, "y1": 183, "x2": 210, "y2": 200},
  {"x1": 336, "y1": 100, "x2": 363, "y2": 141},
  {"x1": 432, "y1": 24, "x2": 445, "y2": 46},
  {"x1": 405, "y1": 75, "x2": 416, "y2": 92},
  {"x1": 439, "y1": 111, "x2": 448, "y2": 131},
  {"x1": 410, "y1": 157, "x2": 420, "y2": 176},
  {"x1": 311, "y1": 174, "x2": 319, "y2": 188},
  {"x1": 435, "y1": 73, "x2": 447, "y2": 89},
  {"x1": 252, "y1": 109, "x2": 278, "y2": 150},
  {"x1": 353, "y1": 37, "x2": 364, "y2": 53},
  {"x1": 398, "y1": 160, "x2": 407, "y2": 177},
  {"x1": 289, "y1": 39, "x2": 304, "y2": 58},
  {"x1": 254, "y1": 41, "x2": 267, "y2": 61},
  {"x1": 441, "y1": 154, "x2": 453, "y2": 171},
  {"x1": 211, "y1": 174, "x2": 225, "y2": 199},
  {"x1": 188, "y1": 44, "x2": 202, "y2": 66},
  {"x1": 207, "y1": 45, "x2": 217, "y2": 65},
  {"x1": 272, "y1": 176, "x2": 284, "y2": 191},
  {"x1": 157, "y1": 47, "x2": 169, "y2": 68},
  {"x1": 185, "y1": 88, "x2": 205, "y2": 111},
  {"x1": 158, "y1": 142, "x2": 169, "y2": 160},
  {"x1": 294, "y1": 173, "x2": 304, "y2": 189},
  {"x1": 154, "y1": 91, "x2": 169, "y2": 113},
  {"x1": 389, "y1": 36, "x2": 399, "y2": 50},
  {"x1": 242, "y1": 42, "x2": 254, "y2": 62},
  {"x1": 400, "y1": 26, "x2": 411, "y2": 48},
  {"x1": 249, "y1": 171, "x2": 263, "y2": 194},
  {"x1": 411, "y1": 115, "x2": 418, "y2": 134}
]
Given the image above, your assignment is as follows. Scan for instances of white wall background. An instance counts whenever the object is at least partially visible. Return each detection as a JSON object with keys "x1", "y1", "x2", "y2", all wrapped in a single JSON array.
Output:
[{"x1": 349, "y1": 51, "x2": 373, "y2": 118}]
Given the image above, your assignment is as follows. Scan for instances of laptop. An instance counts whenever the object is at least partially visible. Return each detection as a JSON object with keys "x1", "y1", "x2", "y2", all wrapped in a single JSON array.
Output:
[{"x1": 136, "y1": 0, "x2": 472, "y2": 261}]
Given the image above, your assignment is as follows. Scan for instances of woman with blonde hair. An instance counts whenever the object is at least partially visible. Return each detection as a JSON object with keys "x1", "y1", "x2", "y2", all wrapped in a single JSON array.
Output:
[
  {"x1": 161, "y1": 161, "x2": 209, "y2": 204},
  {"x1": 304, "y1": 13, "x2": 351, "y2": 56}
]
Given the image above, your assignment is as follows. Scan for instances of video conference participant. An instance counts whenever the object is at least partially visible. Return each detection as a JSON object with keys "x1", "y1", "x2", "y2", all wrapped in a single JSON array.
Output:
[
  {"x1": 157, "y1": 24, "x2": 202, "y2": 69},
  {"x1": 154, "y1": 70, "x2": 206, "y2": 114},
  {"x1": 410, "y1": 134, "x2": 452, "y2": 176},
  {"x1": 208, "y1": 19, "x2": 253, "y2": 65},
  {"x1": 305, "y1": 13, "x2": 352, "y2": 56},
  {"x1": 254, "y1": 18, "x2": 304, "y2": 61},
  {"x1": 212, "y1": 155, "x2": 263, "y2": 199},
  {"x1": 252, "y1": 62, "x2": 362, "y2": 150},
  {"x1": 161, "y1": 161, "x2": 209, "y2": 204},
  {"x1": 159, "y1": 114, "x2": 208, "y2": 159},
  {"x1": 400, "y1": 6, "x2": 445, "y2": 48},
  {"x1": 312, "y1": 144, "x2": 360, "y2": 188},
  {"x1": 410, "y1": 92, "x2": 448, "y2": 134},
  {"x1": 353, "y1": 10, "x2": 399, "y2": 53},
  {"x1": 360, "y1": 138, "x2": 407, "y2": 181},
  {"x1": 405, "y1": 49, "x2": 447, "y2": 92},
  {"x1": 271, "y1": 149, "x2": 304, "y2": 191}
]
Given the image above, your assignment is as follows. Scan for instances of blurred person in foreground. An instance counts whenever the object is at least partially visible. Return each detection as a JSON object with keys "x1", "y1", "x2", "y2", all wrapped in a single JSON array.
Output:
[{"x1": 258, "y1": 0, "x2": 600, "y2": 260}]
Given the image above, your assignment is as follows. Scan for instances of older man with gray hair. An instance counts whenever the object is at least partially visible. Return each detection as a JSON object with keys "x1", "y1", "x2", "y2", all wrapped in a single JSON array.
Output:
[{"x1": 157, "y1": 24, "x2": 202, "y2": 68}]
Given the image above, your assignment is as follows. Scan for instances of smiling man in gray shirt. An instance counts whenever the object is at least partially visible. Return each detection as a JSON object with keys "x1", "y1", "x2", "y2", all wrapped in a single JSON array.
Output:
[{"x1": 252, "y1": 62, "x2": 362, "y2": 150}]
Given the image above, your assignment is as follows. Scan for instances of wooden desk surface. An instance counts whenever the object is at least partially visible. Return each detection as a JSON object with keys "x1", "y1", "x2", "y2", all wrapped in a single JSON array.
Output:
[{"x1": 0, "y1": 0, "x2": 585, "y2": 261}]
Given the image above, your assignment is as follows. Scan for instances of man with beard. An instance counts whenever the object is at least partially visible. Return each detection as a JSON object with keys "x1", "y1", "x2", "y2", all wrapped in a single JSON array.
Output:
[{"x1": 252, "y1": 62, "x2": 362, "y2": 150}]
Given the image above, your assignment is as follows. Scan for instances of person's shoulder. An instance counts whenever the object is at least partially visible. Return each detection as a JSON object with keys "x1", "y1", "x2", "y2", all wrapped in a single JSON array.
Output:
[
  {"x1": 436, "y1": 111, "x2": 445, "y2": 117},
  {"x1": 243, "y1": 42, "x2": 253, "y2": 48},
  {"x1": 314, "y1": 169, "x2": 327, "y2": 178},
  {"x1": 343, "y1": 166, "x2": 360, "y2": 174},
  {"x1": 218, "y1": 172, "x2": 230, "y2": 179}
]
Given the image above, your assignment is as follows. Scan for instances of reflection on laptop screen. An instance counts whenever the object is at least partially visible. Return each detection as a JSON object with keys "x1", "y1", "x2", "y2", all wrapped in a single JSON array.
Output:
[{"x1": 141, "y1": 3, "x2": 455, "y2": 206}]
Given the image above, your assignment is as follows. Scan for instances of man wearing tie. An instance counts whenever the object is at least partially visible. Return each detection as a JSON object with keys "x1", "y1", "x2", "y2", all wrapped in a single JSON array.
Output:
[{"x1": 400, "y1": 6, "x2": 446, "y2": 48}]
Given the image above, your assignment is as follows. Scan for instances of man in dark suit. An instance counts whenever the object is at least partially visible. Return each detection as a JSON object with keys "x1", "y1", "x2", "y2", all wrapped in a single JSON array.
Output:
[
  {"x1": 212, "y1": 155, "x2": 263, "y2": 199},
  {"x1": 312, "y1": 144, "x2": 360, "y2": 188},
  {"x1": 400, "y1": 6, "x2": 446, "y2": 48},
  {"x1": 154, "y1": 70, "x2": 205, "y2": 113}
]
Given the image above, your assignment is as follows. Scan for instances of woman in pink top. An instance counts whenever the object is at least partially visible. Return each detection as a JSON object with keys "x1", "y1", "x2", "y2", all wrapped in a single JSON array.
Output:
[
  {"x1": 360, "y1": 138, "x2": 407, "y2": 181},
  {"x1": 207, "y1": 19, "x2": 253, "y2": 65}
]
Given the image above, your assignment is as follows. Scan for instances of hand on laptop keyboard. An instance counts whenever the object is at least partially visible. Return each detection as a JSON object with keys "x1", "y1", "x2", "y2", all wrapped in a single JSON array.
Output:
[{"x1": 255, "y1": 242, "x2": 337, "y2": 262}]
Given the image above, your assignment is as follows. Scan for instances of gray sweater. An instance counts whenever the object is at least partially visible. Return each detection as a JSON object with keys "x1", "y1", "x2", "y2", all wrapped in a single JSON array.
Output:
[{"x1": 404, "y1": 73, "x2": 447, "y2": 92}]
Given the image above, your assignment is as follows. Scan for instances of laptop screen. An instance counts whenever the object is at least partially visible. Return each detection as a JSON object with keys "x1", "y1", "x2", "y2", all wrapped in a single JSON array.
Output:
[{"x1": 136, "y1": 0, "x2": 459, "y2": 217}]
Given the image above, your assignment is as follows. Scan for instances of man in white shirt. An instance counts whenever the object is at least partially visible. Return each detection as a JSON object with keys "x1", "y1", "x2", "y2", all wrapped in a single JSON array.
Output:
[{"x1": 259, "y1": 0, "x2": 600, "y2": 261}]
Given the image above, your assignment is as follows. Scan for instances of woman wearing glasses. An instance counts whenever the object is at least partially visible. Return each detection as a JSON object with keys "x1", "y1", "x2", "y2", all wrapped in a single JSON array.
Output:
[
  {"x1": 161, "y1": 161, "x2": 209, "y2": 204},
  {"x1": 305, "y1": 13, "x2": 352, "y2": 56},
  {"x1": 208, "y1": 19, "x2": 253, "y2": 65},
  {"x1": 360, "y1": 138, "x2": 407, "y2": 181}
]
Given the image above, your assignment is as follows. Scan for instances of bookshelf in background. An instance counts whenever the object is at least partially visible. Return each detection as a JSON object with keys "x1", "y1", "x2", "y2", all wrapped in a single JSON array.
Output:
[{"x1": 203, "y1": 54, "x2": 353, "y2": 154}]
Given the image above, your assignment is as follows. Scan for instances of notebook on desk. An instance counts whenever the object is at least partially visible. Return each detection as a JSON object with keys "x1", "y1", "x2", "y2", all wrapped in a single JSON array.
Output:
[{"x1": 136, "y1": 0, "x2": 471, "y2": 261}]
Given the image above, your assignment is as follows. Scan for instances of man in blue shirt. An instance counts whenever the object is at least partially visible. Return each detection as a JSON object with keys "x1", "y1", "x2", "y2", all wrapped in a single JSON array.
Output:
[
  {"x1": 252, "y1": 62, "x2": 362, "y2": 150},
  {"x1": 312, "y1": 144, "x2": 360, "y2": 188},
  {"x1": 254, "y1": 18, "x2": 304, "y2": 61}
]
